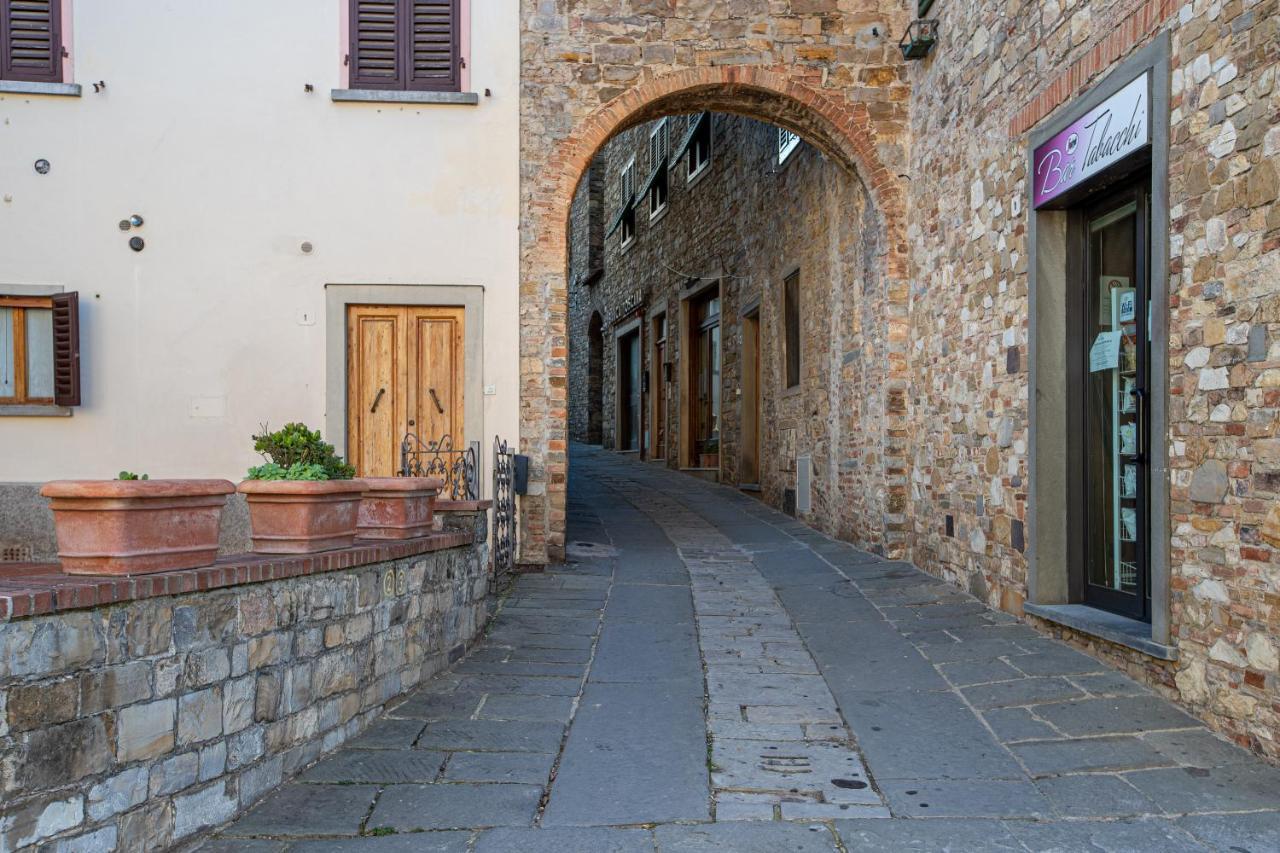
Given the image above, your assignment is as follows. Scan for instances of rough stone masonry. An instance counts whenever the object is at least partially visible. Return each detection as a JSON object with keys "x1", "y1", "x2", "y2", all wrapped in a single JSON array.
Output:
[
  {"x1": 0, "y1": 518, "x2": 489, "y2": 852},
  {"x1": 522, "y1": 0, "x2": 1280, "y2": 762}
]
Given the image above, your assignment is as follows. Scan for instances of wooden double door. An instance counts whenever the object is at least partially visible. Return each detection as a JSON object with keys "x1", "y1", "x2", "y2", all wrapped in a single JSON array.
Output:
[{"x1": 346, "y1": 305, "x2": 464, "y2": 477}]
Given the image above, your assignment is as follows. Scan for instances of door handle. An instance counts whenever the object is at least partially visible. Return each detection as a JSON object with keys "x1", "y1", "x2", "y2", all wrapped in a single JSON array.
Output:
[
  {"x1": 429, "y1": 388, "x2": 445, "y2": 414},
  {"x1": 370, "y1": 387, "x2": 386, "y2": 414},
  {"x1": 1132, "y1": 387, "x2": 1147, "y2": 464}
]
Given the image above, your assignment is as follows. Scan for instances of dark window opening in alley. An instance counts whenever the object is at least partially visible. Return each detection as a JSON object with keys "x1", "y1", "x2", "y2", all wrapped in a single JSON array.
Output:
[{"x1": 568, "y1": 111, "x2": 884, "y2": 533}]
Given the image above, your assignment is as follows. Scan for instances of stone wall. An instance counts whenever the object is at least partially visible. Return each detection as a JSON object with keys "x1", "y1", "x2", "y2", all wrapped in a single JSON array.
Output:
[
  {"x1": 0, "y1": 529, "x2": 489, "y2": 851},
  {"x1": 906, "y1": 0, "x2": 1279, "y2": 757},
  {"x1": 567, "y1": 113, "x2": 893, "y2": 549}
]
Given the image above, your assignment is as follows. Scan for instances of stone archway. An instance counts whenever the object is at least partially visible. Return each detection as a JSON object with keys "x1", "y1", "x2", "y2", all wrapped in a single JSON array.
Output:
[{"x1": 521, "y1": 59, "x2": 912, "y2": 564}]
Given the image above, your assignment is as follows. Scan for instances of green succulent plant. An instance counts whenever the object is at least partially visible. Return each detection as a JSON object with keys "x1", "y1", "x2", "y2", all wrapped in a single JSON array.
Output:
[
  {"x1": 117, "y1": 471, "x2": 149, "y2": 480},
  {"x1": 245, "y1": 422, "x2": 355, "y2": 481}
]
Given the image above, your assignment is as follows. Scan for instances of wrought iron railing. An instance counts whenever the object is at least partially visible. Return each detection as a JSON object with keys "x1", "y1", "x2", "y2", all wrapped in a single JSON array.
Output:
[
  {"x1": 492, "y1": 435, "x2": 516, "y2": 579},
  {"x1": 399, "y1": 433, "x2": 478, "y2": 500}
]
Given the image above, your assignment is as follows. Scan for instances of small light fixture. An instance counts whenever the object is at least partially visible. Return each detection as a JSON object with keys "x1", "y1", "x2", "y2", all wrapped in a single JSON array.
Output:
[
  {"x1": 899, "y1": 19, "x2": 939, "y2": 60},
  {"x1": 34, "y1": 159, "x2": 50, "y2": 175}
]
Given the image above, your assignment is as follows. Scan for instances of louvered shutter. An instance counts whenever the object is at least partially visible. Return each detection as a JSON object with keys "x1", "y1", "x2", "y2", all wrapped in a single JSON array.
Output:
[
  {"x1": 407, "y1": 0, "x2": 460, "y2": 91},
  {"x1": 350, "y1": 0, "x2": 405, "y2": 89},
  {"x1": 51, "y1": 291, "x2": 79, "y2": 407},
  {"x1": 1, "y1": 0, "x2": 63, "y2": 83}
]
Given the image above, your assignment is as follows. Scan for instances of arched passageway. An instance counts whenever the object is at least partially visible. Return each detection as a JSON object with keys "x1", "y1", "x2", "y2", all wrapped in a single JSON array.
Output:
[{"x1": 521, "y1": 65, "x2": 911, "y2": 564}]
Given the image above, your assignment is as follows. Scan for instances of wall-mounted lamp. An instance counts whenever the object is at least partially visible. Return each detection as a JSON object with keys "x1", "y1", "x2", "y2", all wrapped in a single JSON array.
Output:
[{"x1": 899, "y1": 19, "x2": 939, "y2": 60}]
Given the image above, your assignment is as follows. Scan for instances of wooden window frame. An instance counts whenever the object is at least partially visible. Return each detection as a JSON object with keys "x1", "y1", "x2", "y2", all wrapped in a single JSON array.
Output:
[
  {"x1": 782, "y1": 270, "x2": 801, "y2": 389},
  {"x1": 1, "y1": 294, "x2": 53, "y2": 405},
  {"x1": 348, "y1": 0, "x2": 463, "y2": 93},
  {"x1": 1, "y1": 0, "x2": 65, "y2": 84},
  {"x1": 687, "y1": 113, "x2": 712, "y2": 183}
]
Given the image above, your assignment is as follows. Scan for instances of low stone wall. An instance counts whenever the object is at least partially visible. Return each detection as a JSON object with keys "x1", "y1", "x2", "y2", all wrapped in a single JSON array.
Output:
[{"x1": 0, "y1": 523, "x2": 490, "y2": 852}]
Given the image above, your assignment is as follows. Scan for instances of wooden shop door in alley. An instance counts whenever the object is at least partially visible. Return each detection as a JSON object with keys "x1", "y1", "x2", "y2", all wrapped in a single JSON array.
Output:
[{"x1": 346, "y1": 305, "x2": 464, "y2": 476}]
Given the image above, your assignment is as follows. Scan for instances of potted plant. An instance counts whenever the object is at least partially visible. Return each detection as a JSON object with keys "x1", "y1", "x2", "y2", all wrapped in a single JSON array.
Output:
[
  {"x1": 41, "y1": 471, "x2": 235, "y2": 575},
  {"x1": 357, "y1": 475, "x2": 445, "y2": 540},
  {"x1": 237, "y1": 423, "x2": 367, "y2": 554},
  {"x1": 699, "y1": 438, "x2": 720, "y2": 469}
]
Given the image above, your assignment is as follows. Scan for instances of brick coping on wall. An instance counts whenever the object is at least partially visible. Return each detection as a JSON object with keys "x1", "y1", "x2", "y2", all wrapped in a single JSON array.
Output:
[{"x1": 0, "y1": 530, "x2": 477, "y2": 623}]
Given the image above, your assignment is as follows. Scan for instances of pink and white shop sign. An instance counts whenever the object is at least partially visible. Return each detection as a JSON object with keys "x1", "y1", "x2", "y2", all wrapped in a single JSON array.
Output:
[{"x1": 1033, "y1": 72, "x2": 1150, "y2": 208}]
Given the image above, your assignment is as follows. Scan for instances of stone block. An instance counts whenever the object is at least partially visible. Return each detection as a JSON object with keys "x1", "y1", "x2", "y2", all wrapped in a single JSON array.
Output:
[
  {"x1": 14, "y1": 716, "x2": 113, "y2": 791},
  {"x1": 226, "y1": 726, "x2": 266, "y2": 771},
  {"x1": 173, "y1": 779, "x2": 239, "y2": 840},
  {"x1": 237, "y1": 755, "x2": 283, "y2": 808},
  {"x1": 117, "y1": 799, "x2": 174, "y2": 851},
  {"x1": 200, "y1": 740, "x2": 228, "y2": 781},
  {"x1": 186, "y1": 647, "x2": 232, "y2": 687},
  {"x1": 150, "y1": 750, "x2": 200, "y2": 796},
  {"x1": 107, "y1": 605, "x2": 172, "y2": 662},
  {"x1": 179, "y1": 686, "x2": 224, "y2": 745},
  {"x1": 87, "y1": 766, "x2": 148, "y2": 822},
  {"x1": 79, "y1": 661, "x2": 153, "y2": 715},
  {"x1": 117, "y1": 698, "x2": 176, "y2": 762},
  {"x1": 223, "y1": 675, "x2": 256, "y2": 734},
  {"x1": 6, "y1": 676, "x2": 78, "y2": 732},
  {"x1": 0, "y1": 793, "x2": 84, "y2": 851}
]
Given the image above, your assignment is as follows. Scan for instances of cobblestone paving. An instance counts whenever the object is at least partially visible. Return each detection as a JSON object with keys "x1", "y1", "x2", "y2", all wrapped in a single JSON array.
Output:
[{"x1": 196, "y1": 444, "x2": 1280, "y2": 851}]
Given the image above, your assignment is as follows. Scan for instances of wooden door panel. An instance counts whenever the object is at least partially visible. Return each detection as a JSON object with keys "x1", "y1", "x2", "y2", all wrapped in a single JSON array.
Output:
[
  {"x1": 348, "y1": 305, "x2": 464, "y2": 477},
  {"x1": 407, "y1": 307, "x2": 464, "y2": 448},
  {"x1": 347, "y1": 307, "x2": 406, "y2": 477}
]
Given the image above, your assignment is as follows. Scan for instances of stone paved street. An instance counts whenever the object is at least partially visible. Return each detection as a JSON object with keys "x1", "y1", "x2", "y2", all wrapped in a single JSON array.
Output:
[{"x1": 196, "y1": 445, "x2": 1280, "y2": 851}]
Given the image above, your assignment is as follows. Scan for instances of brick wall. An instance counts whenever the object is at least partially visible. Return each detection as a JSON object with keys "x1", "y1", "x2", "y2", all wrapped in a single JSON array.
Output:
[{"x1": 0, "y1": 530, "x2": 489, "y2": 851}]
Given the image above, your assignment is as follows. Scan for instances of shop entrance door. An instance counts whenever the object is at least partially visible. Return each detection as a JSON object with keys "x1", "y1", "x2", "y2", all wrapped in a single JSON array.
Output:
[{"x1": 1081, "y1": 184, "x2": 1150, "y2": 621}]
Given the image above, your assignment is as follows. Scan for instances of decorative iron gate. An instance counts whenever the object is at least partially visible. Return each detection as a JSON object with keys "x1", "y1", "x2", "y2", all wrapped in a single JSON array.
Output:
[
  {"x1": 399, "y1": 433, "x2": 478, "y2": 500},
  {"x1": 492, "y1": 435, "x2": 517, "y2": 578}
]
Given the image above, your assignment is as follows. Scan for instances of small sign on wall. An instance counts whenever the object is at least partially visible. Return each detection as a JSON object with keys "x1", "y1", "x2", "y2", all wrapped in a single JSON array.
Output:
[{"x1": 1033, "y1": 72, "x2": 1150, "y2": 208}]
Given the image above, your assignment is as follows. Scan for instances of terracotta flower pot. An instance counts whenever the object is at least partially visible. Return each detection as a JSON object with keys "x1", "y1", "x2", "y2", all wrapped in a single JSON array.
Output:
[
  {"x1": 41, "y1": 479, "x2": 236, "y2": 575},
  {"x1": 237, "y1": 479, "x2": 368, "y2": 554},
  {"x1": 357, "y1": 477, "x2": 444, "y2": 540}
]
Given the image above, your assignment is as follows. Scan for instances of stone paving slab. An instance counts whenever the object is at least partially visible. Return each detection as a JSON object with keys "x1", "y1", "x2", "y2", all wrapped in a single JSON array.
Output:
[
  {"x1": 652, "y1": 822, "x2": 840, "y2": 852},
  {"x1": 541, "y1": 679, "x2": 711, "y2": 826},
  {"x1": 440, "y1": 749, "x2": 556, "y2": 784},
  {"x1": 833, "y1": 818, "x2": 1024, "y2": 851},
  {"x1": 473, "y1": 826, "x2": 656, "y2": 853},
  {"x1": 414, "y1": 720, "x2": 566, "y2": 753},
  {"x1": 286, "y1": 835, "x2": 471, "y2": 852},
  {"x1": 299, "y1": 749, "x2": 446, "y2": 783},
  {"x1": 194, "y1": 445, "x2": 1280, "y2": 850},
  {"x1": 366, "y1": 782, "x2": 543, "y2": 831},
  {"x1": 224, "y1": 784, "x2": 377, "y2": 837}
]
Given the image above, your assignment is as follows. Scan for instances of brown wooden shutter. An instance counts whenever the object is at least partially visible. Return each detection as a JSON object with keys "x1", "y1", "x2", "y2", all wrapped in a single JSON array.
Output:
[
  {"x1": 349, "y1": 0, "x2": 404, "y2": 89},
  {"x1": 407, "y1": 0, "x2": 459, "y2": 92},
  {"x1": 1, "y1": 0, "x2": 62, "y2": 83},
  {"x1": 51, "y1": 290, "x2": 79, "y2": 407}
]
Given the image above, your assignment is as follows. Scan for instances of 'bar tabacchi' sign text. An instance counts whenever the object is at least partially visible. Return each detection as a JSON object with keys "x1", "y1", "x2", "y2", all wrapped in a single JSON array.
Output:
[{"x1": 1033, "y1": 72, "x2": 1150, "y2": 208}]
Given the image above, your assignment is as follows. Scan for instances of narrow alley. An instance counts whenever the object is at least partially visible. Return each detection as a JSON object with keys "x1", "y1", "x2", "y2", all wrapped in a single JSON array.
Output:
[{"x1": 198, "y1": 445, "x2": 1280, "y2": 852}]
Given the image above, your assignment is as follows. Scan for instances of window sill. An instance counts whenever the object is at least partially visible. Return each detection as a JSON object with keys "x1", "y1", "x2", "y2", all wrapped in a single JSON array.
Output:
[
  {"x1": 1024, "y1": 603, "x2": 1178, "y2": 661},
  {"x1": 331, "y1": 88, "x2": 479, "y2": 105},
  {"x1": 0, "y1": 80, "x2": 82, "y2": 98},
  {"x1": 0, "y1": 404, "x2": 72, "y2": 417},
  {"x1": 649, "y1": 204, "x2": 669, "y2": 226},
  {"x1": 687, "y1": 161, "x2": 712, "y2": 189}
]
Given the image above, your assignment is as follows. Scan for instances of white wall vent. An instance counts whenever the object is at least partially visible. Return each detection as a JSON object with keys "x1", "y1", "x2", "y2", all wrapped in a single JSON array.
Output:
[{"x1": 796, "y1": 454, "x2": 812, "y2": 514}]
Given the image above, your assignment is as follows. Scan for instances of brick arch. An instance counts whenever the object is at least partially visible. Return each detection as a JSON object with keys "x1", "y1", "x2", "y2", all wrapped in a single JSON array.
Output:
[{"x1": 521, "y1": 66, "x2": 909, "y2": 564}]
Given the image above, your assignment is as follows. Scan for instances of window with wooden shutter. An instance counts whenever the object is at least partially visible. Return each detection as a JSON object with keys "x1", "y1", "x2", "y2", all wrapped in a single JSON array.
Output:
[
  {"x1": 349, "y1": 0, "x2": 461, "y2": 92},
  {"x1": 0, "y1": 291, "x2": 78, "y2": 408},
  {"x1": 1, "y1": 0, "x2": 64, "y2": 83}
]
